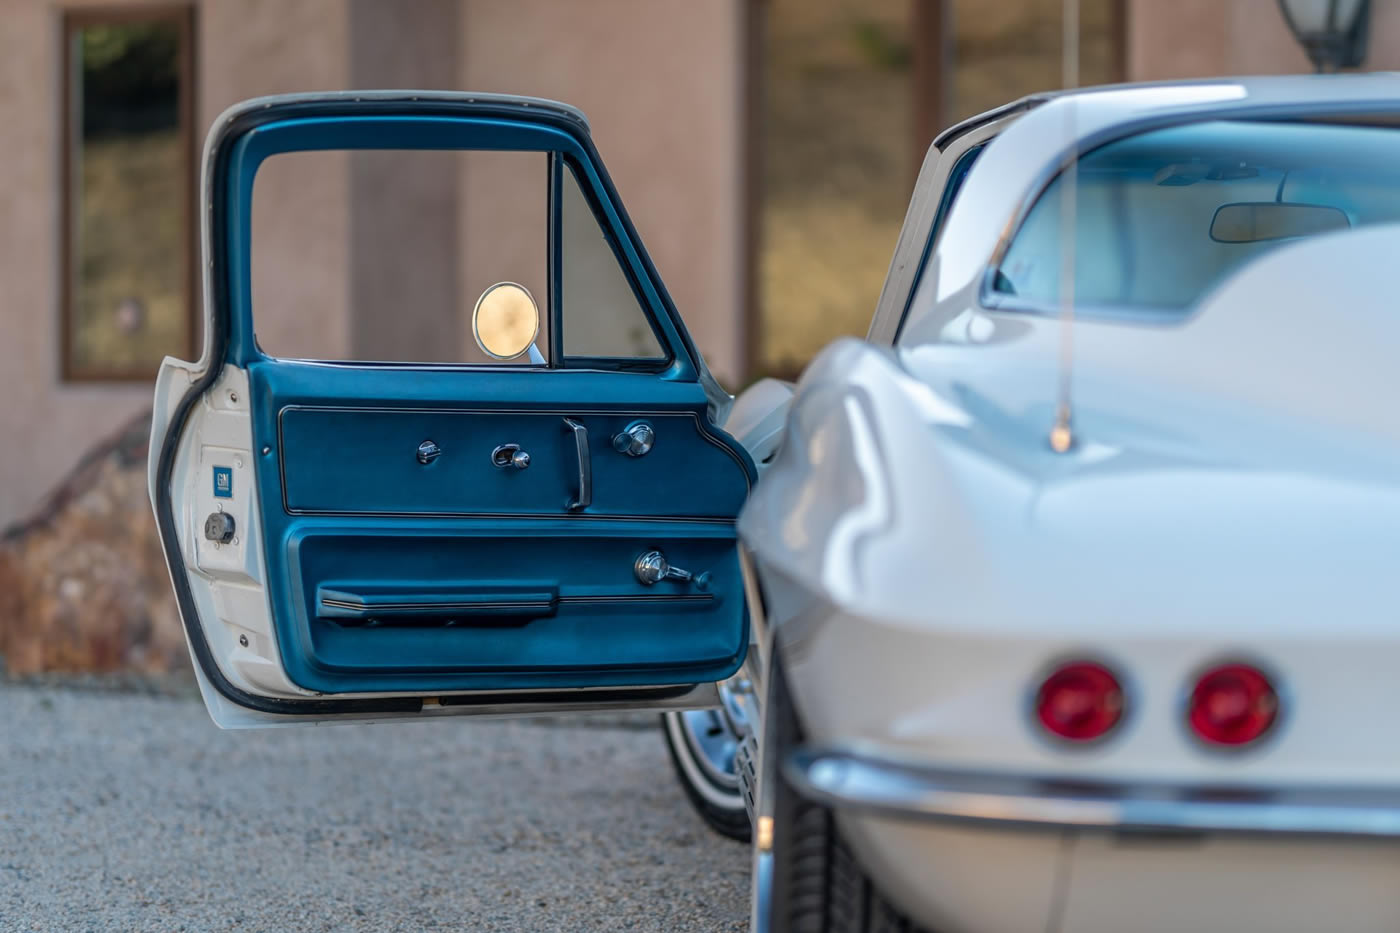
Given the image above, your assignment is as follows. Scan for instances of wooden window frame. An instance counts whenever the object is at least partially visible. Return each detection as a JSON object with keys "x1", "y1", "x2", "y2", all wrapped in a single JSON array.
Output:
[{"x1": 59, "y1": 3, "x2": 197, "y2": 383}]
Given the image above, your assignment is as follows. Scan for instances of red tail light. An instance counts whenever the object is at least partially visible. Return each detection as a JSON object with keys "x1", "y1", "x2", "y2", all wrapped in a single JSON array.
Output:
[
  {"x1": 1188, "y1": 663, "x2": 1278, "y2": 747},
  {"x1": 1035, "y1": 661, "x2": 1125, "y2": 742}
]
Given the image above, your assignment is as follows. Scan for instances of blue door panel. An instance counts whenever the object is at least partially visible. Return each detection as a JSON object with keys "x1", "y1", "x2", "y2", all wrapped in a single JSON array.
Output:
[
  {"x1": 248, "y1": 360, "x2": 754, "y2": 694},
  {"x1": 280, "y1": 405, "x2": 747, "y2": 519},
  {"x1": 282, "y1": 524, "x2": 745, "y2": 692}
]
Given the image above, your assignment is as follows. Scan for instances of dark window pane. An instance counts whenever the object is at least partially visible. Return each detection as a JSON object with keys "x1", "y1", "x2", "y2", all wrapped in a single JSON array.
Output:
[{"x1": 65, "y1": 12, "x2": 192, "y2": 379}]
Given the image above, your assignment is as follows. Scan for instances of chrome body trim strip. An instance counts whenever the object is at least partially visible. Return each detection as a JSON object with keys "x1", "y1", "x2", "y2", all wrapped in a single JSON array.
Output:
[
  {"x1": 785, "y1": 745, "x2": 1400, "y2": 838},
  {"x1": 320, "y1": 598, "x2": 554, "y2": 613}
]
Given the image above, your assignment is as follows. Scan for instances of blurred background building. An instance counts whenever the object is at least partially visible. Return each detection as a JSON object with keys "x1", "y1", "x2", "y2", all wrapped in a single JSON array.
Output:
[{"x1": 0, "y1": 0, "x2": 1396, "y2": 670}]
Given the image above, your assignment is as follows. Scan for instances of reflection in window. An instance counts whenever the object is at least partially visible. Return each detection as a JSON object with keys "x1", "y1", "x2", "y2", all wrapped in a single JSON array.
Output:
[{"x1": 63, "y1": 8, "x2": 194, "y2": 380}]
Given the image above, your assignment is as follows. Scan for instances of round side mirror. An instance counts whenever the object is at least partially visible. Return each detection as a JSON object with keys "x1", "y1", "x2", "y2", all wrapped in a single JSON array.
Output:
[{"x1": 472, "y1": 282, "x2": 540, "y2": 361}]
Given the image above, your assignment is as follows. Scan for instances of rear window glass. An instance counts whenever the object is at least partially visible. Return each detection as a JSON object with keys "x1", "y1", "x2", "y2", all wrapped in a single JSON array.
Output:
[{"x1": 992, "y1": 120, "x2": 1400, "y2": 311}]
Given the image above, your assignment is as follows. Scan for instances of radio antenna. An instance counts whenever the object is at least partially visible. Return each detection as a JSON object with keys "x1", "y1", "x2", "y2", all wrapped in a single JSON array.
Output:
[{"x1": 1049, "y1": 0, "x2": 1079, "y2": 454}]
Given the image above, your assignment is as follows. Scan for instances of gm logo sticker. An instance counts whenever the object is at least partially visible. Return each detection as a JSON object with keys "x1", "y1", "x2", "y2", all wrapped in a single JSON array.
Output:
[{"x1": 213, "y1": 466, "x2": 234, "y2": 499}]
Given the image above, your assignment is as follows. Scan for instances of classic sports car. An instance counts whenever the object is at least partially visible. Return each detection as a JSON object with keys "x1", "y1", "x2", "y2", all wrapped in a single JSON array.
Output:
[{"x1": 152, "y1": 77, "x2": 1400, "y2": 933}]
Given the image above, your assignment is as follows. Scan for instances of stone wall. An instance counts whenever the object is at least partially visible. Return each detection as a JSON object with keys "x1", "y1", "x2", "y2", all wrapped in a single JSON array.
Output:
[{"x1": 0, "y1": 412, "x2": 186, "y2": 675}]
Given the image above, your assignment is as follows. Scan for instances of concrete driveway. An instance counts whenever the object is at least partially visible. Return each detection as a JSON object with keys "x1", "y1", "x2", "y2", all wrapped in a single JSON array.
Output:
[{"x1": 0, "y1": 683, "x2": 749, "y2": 932}]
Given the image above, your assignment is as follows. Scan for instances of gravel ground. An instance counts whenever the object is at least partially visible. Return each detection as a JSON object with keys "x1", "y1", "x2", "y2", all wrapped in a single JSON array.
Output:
[{"x1": 0, "y1": 684, "x2": 750, "y2": 932}]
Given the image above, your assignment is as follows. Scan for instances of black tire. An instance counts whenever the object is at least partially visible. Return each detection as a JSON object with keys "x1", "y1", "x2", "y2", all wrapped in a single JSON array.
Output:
[
  {"x1": 661, "y1": 710, "x2": 752, "y2": 842},
  {"x1": 765, "y1": 656, "x2": 928, "y2": 933}
]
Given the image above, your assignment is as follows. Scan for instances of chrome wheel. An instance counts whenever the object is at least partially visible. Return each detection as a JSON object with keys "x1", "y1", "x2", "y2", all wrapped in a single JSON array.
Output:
[{"x1": 661, "y1": 683, "x2": 751, "y2": 841}]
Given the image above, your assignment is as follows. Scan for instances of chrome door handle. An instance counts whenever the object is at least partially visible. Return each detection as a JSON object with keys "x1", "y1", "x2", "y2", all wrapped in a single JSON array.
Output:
[{"x1": 563, "y1": 417, "x2": 591, "y2": 511}]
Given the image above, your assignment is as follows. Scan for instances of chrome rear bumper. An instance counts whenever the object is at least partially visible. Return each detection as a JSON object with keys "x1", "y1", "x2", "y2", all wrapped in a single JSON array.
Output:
[{"x1": 785, "y1": 745, "x2": 1400, "y2": 838}]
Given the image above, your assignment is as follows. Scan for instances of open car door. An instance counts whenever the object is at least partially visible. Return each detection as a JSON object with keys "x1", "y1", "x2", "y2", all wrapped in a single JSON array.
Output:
[{"x1": 148, "y1": 92, "x2": 754, "y2": 727}]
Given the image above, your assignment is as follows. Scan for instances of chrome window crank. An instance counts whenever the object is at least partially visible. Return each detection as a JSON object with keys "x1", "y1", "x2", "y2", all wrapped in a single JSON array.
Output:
[
  {"x1": 634, "y1": 549, "x2": 697, "y2": 586},
  {"x1": 563, "y1": 417, "x2": 591, "y2": 511}
]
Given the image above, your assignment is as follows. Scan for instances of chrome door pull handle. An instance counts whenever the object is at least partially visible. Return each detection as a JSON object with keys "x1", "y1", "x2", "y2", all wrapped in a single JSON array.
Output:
[
  {"x1": 563, "y1": 418, "x2": 591, "y2": 511},
  {"x1": 634, "y1": 549, "x2": 694, "y2": 585}
]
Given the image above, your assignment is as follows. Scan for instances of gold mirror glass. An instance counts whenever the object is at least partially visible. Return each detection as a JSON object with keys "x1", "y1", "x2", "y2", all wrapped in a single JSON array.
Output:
[{"x1": 472, "y1": 282, "x2": 540, "y2": 361}]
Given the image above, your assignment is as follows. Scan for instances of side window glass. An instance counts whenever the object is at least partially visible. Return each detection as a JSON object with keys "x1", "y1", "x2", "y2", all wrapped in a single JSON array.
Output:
[
  {"x1": 929, "y1": 144, "x2": 985, "y2": 248},
  {"x1": 561, "y1": 166, "x2": 665, "y2": 362},
  {"x1": 250, "y1": 149, "x2": 669, "y2": 367},
  {"x1": 893, "y1": 142, "x2": 985, "y2": 342},
  {"x1": 63, "y1": 8, "x2": 196, "y2": 380},
  {"x1": 251, "y1": 149, "x2": 549, "y2": 365}
]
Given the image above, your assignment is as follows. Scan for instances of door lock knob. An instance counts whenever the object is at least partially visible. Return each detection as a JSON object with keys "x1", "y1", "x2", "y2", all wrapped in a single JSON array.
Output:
[
  {"x1": 491, "y1": 444, "x2": 531, "y2": 469},
  {"x1": 417, "y1": 440, "x2": 442, "y2": 465},
  {"x1": 613, "y1": 421, "x2": 655, "y2": 457}
]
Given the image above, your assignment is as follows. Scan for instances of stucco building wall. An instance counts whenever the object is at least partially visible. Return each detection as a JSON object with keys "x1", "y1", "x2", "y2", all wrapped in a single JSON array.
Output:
[
  {"x1": 0, "y1": 0, "x2": 354, "y2": 526},
  {"x1": 5, "y1": 0, "x2": 1390, "y2": 528},
  {"x1": 457, "y1": 0, "x2": 747, "y2": 382},
  {"x1": 0, "y1": 0, "x2": 745, "y2": 526},
  {"x1": 1127, "y1": 0, "x2": 1400, "y2": 78}
]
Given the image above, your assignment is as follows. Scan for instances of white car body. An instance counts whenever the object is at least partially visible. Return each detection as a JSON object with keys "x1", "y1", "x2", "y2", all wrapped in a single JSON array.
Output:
[{"x1": 734, "y1": 76, "x2": 1400, "y2": 932}]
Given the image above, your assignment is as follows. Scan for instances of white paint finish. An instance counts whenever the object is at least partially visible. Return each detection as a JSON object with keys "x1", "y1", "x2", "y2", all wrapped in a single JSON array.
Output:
[
  {"x1": 739, "y1": 79, "x2": 1400, "y2": 930},
  {"x1": 837, "y1": 813, "x2": 1066, "y2": 933},
  {"x1": 153, "y1": 360, "x2": 310, "y2": 704},
  {"x1": 746, "y1": 233, "x2": 1400, "y2": 782},
  {"x1": 723, "y1": 378, "x2": 794, "y2": 475},
  {"x1": 1060, "y1": 832, "x2": 1400, "y2": 933},
  {"x1": 835, "y1": 810, "x2": 1400, "y2": 933}
]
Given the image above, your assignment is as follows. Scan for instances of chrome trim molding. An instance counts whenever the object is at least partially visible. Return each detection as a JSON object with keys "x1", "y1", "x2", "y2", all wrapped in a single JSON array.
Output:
[
  {"x1": 320, "y1": 597, "x2": 553, "y2": 613},
  {"x1": 784, "y1": 745, "x2": 1400, "y2": 838},
  {"x1": 320, "y1": 594, "x2": 712, "y2": 613},
  {"x1": 561, "y1": 417, "x2": 591, "y2": 510}
]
